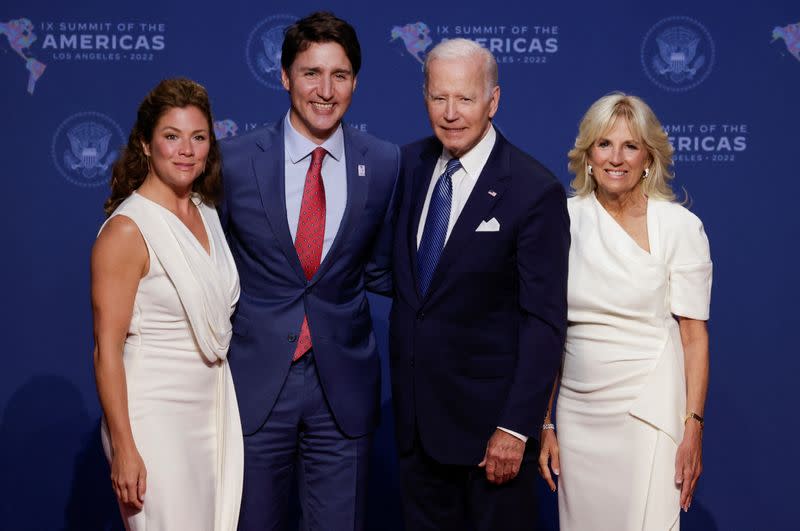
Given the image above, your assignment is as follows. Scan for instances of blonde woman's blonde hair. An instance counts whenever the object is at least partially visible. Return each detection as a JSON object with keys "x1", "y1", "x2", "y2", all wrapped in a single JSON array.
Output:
[{"x1": 567, "y1": 92, "x2": 676, "y2": 201}]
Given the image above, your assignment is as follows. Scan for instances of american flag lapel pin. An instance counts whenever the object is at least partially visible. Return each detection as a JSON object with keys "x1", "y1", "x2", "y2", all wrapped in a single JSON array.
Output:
[
  {"x1": 488, "y1": 190, "x2": 497, "y2": 197},
  {"x1": 358, "y1": 164, "x2": 366, "y2": 176}
]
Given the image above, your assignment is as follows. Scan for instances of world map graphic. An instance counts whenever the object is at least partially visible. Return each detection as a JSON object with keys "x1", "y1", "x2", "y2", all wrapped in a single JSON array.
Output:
[
  {"x1": 773, "y1": 21, "x2": 800, "y2": 63},
  {"x1": 1, "y1": 18, "x2": 46, "y2": 94},
  {"x1": 390, "y1": 22, "x2": 433, "y2": 67}
]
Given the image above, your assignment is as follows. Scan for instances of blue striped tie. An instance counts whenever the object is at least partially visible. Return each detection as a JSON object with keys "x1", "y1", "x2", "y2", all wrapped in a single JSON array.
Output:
[{"x1": 417, "y1": 158, "x2": 461, "y2": 296}]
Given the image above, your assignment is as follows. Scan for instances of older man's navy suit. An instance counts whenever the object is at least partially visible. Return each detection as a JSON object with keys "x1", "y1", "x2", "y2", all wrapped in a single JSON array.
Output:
[{"x1": 390, "y1": 131, "x2": 569, "y2": 530}]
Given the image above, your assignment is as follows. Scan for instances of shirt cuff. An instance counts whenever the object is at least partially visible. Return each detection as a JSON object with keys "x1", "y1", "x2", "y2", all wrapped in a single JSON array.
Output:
[{"x1": 498, "y1": 426, "x2": 528, "y2": 443}]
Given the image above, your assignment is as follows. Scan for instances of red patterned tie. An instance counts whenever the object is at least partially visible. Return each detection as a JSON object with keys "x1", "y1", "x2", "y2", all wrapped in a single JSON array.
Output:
[{"x1": 293, "y1": 147, "x2": 327, "y2": 361}]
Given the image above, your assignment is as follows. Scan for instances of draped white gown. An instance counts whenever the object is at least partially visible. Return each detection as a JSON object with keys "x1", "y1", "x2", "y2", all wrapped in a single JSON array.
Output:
[
  {"x1": 557, "y1": 193, "x2": 712, "y2": 531},
  {"x1": 100, "y1": 192, "x2": 243, "y2": 531}
]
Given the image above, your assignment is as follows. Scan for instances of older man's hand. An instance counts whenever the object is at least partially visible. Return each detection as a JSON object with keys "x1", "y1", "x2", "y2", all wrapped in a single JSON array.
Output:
[{"x1": 478, "y1": 429, "x2": 526, "y2": 485}]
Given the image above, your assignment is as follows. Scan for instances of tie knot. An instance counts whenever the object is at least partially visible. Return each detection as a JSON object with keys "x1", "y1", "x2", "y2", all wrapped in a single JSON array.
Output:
[
  {"x1": 311, "y1": 147, "x2": 327, "y2": 167},
  {"x1": 444, "y1": 158, "x2": 461, "y2": 176}
]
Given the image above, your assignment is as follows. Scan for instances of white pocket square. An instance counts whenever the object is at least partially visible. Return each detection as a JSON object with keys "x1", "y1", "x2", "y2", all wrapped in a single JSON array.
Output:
[{"x1": 475, "y1": 218, "x2": 500, "y2": 232}]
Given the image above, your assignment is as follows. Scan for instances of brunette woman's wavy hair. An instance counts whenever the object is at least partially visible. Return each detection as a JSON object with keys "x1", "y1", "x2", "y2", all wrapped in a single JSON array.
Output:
[{"x1": 104, "y1": 78, "x2": 222, "y2": 216}]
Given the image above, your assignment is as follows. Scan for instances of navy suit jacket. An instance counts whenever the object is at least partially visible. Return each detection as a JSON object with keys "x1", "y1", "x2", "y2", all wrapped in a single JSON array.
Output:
[
  {"x1": 220, "y1": 120, "x2": 400, "y2": 437},
  {"x1": 389, "y1": 132, "x2": 569, "y2": 465}
]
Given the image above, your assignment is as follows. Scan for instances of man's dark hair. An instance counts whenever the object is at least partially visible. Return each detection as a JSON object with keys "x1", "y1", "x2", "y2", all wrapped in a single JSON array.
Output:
[{"x1": 281, "y1": 11, "x2": 361, "y2": 75}]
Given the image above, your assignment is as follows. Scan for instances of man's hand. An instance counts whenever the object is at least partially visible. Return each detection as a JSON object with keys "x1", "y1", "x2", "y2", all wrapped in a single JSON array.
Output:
[{"x1": 478, "y1": 429, "x2": 526, "y2": 485}]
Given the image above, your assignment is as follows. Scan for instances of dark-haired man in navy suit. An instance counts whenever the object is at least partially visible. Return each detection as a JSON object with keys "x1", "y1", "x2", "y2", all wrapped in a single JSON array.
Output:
[
  {"x1": 219, "y1": 12, "x2": 399, "y2": 531},
  {"x1": 389, "y1": 38, "x2": 569, "y2": 530}
]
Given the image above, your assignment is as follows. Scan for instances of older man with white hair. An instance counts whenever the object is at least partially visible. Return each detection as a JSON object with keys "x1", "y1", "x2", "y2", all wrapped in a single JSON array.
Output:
[{"x1": 389, "y1": 38, "x2": 570, "y2": 530}]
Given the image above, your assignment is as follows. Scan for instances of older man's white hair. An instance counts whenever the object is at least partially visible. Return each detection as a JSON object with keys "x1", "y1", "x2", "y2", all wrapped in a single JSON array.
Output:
[{"x1": 423, "y1": 38, "x2": 499, "y2": 99}]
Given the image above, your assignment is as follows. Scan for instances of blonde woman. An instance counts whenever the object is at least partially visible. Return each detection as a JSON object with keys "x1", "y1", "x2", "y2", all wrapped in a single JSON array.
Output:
[{"x1": 538, "y1": 93, "x2": 711, "y2": 530}]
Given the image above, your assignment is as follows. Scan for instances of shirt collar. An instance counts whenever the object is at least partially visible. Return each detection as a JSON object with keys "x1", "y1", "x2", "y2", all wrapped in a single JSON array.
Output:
[
  {"x1": 283, "y1": 111, "x2": 345, "y2": 164},
  {"x1": 439, "y1": 124, "x2": 496, "y2": 180}
]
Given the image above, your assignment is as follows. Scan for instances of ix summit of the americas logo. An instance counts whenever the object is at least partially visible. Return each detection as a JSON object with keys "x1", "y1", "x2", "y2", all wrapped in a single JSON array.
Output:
[{"x1": 390, "y1": 20, "x2": 560, "y2": 68}]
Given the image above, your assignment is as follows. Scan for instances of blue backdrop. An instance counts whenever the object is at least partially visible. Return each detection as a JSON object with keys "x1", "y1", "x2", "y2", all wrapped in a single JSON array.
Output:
[{"x1": 1, "y1": 0, "x2": 798, "y2": 529}]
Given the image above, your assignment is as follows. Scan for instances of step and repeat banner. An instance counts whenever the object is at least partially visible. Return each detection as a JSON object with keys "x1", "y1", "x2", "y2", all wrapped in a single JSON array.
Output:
[{"x1": 1, "y1": 0, "x2": 797, "y2": 529}]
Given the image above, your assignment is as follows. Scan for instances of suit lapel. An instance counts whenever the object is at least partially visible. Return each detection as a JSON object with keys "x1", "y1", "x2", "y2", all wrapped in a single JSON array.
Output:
[
  {"x1": 426, "y1": 133, "x2": 510, "y2": 296},
  {"x1": 313, "y1": 125, "x2": 368, "y2": 283},
  {"x1": 408, "y1": 140, "x2": 442, "y2": 301},
  {"x1": 252, "y1": 123, "x2": 306, "y2": 281}
]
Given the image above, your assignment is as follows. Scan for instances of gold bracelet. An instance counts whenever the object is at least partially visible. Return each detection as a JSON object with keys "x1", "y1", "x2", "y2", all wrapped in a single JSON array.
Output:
[{"x1": 684, "y1": 411, "x2": 704, "y2": 428}]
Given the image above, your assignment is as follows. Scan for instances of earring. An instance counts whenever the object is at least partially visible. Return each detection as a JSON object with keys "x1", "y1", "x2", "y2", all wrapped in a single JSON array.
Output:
[
  {"x1": 643, "y1": 167, "x2": 650, "y2": 179},
  {"x1": 588, "y1": 164, "x2": 594, "y2": 176}
]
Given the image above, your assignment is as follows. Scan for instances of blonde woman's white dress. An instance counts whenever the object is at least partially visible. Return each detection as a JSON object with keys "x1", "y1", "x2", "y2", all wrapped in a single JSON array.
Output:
[
  {"x1": 557, "y1": 194, "x2": 711, "y2": 530},
  {"x1": 100, "y1": 192, "x2": 243, "y2": 531}
]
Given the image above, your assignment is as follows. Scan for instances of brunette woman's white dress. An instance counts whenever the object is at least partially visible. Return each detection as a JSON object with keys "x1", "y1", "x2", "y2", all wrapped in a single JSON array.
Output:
[
  {"x1": 100, "y1": 192, "x2": 243, "y2": 531},
  {"x1": 556, "y1": 193, "x2": 711, "y2": 530}
]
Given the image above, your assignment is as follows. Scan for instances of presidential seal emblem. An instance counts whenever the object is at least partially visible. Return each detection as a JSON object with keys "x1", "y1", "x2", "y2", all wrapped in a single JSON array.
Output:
[
  {"x1": 51, "y1": 112, "x2": 124, "y2": 187},
  {"x1": 641, "y1": 16, "x2": 715, "y2": 92},
  {"x1": 246, "y1": 14, "x2": 297, "y2": 90}
]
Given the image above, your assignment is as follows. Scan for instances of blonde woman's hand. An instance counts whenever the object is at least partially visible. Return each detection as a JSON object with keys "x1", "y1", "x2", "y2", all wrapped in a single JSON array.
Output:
[
  {"x1": 538, "y1": 428, "x2": 560, "y2": 492},
  {"x1": 675, "y1": 421, "x2": 703, "y2": 511}
]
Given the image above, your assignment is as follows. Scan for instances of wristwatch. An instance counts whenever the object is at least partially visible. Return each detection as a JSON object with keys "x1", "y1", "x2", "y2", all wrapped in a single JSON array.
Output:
[{"x1": 684, "y1": 411, "x2": 704, "y2": 428}]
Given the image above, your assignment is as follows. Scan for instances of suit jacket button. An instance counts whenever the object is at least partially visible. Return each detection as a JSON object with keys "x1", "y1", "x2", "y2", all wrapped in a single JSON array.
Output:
[
  {"x1": 288, "y1": 333, "x2": 298, "y2": 342},
  {"x1": 410, "y1": 359, "x2": 415, "y2": 367},
  {"x1": 417, "y1": 311, "x2": 425, "y2": 320}
]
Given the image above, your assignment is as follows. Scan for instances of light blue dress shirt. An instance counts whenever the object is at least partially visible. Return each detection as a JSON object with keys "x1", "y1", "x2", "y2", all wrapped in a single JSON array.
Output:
[{"x1": 283, "y1": 112, "x2": 348, "y2": 261}]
